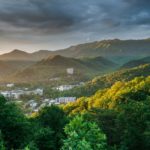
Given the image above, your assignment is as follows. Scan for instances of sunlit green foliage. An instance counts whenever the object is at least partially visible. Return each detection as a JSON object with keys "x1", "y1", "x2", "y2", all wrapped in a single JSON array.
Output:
[
  {"x1": 63, "y1": 76, "x2": 150, "y2": 150},
  {"x1": 61, "y1": 116, "x2": 107, "y2": 150},
  {"x1": 64, "y1": 76, "x2": 150, "y2": 115}
]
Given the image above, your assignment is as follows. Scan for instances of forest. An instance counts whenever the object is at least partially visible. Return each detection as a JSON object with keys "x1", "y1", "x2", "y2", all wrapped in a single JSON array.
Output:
[{"x1": 0, "y1": 75, "x2": 150, "y2": 150}]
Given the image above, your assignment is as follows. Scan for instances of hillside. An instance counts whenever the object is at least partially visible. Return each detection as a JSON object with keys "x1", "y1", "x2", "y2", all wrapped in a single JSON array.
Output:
[
  {"x1": 0, "y1": 60, "x2": 36, "y2": 81},
  {"x1": 0, "y1": 49, "x2": 52, "y2": 61},
  {"x1": 121, "y1": 56, "x2": 150, "y2": 69},
  {"x1": 0, "y1": 49, "x2": 31, "y2": 61},
  {"x1": 81, "y1": 56, "x2": 117, "y2": 69},
  {"x1": 61, "y1": 64, "x2": 150, "y2": 97},
  {"x1": 63, "y1": 76, "x2": 150, "y2": 150},
  {"x1": 51, "y1": 39, "x2": 150, "y2": 63},
  {"x1": 31, "y1": 50, "x2": 54, "y2": 61},
  {"x1": 64, "y1": 75, "x2": 150, "y2": 114},
  {"x1": 4, "y1": 55, "x2": 116, "y2": 83},
  {"x1": 0, "y1": 61, "x2": 15, "y2": 77}
]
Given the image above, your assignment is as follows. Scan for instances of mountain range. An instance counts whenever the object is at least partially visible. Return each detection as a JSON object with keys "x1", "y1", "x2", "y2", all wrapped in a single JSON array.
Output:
[
  {"x1": 0, "y1": 38, "x2": 149, "y2": 83},
  {"x1": 0, "y1": 39, "x2": 150, "y2": 63}
]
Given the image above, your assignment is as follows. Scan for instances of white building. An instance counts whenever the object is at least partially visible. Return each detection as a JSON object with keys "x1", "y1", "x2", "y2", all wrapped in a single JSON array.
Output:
[
  {"x1": 0, "y1": 88, "x2": 44, "y2": 99},
  {"x1": 1, "y1": 90, "x2": 23, "y2": 99},
  {"x1": 11, "y1": 90, "x2": 24, "y2": 99},
  {"x1": 56, "y1": 85, "x2": 74, "y2": 91},
  {"x1": 33, "y1": 88, "x2": 43, "y2": 96},
  {"x1": 67, "y1": 68, "x2": 74, "y2": 75},
  {"x1": 6, "y1": 83, "x2": 14, "y2": 88},
  {"x1": 1, "y1": 91, "x2": 12, "y2": 98},
  {"x1": 27, "y1": 100, "x2": 38, "y2": 108},
  {"x1": 56, "y1": 97, "x2": 76, "y2": 104}
]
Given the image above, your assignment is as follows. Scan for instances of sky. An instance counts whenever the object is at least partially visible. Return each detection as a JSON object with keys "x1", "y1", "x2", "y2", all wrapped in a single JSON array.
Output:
[{"x1": 0, "y1": 0, "x2": 150, "y2": 54}]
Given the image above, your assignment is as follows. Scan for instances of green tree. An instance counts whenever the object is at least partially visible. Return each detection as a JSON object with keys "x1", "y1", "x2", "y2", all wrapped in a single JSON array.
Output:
[
  {"x1": 0, "y1": 96, "x2": 32, "y2": 149},
  {"x1": 61, "y1": 116, "x2": 107, "y2": 150},
  {"x1": 36, "y1": 105, "x2": 68, "y2": 149},
  {"x1": 0, "y1": 131, "x2": 5, "y2": 150},
  {"x1": 116, "y1": 101, "x2": 150, "y2": 150},
  {"x1": 33, "y1": 128, "x2": 55, "y2": 150}
]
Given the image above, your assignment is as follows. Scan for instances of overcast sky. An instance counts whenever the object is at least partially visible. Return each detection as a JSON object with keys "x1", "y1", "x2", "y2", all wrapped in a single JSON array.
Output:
[{"x1": 0, "y1": 0, "x2": 150, "y2": 53}]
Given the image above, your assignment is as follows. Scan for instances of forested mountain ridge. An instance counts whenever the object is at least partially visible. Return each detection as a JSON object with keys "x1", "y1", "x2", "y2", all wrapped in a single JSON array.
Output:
[
  {"x1": 121, "y1": 56, "x2": 150, "y2": 69},
  {"x1": 61, "y1": 64, "x2": 150, "y2": 97},
  {"x1": 4, "y1": 55, "x2": 116, "y2": 83},
  {"x1": 0, "y1": 39, "x2": 150, "y2": 63}
]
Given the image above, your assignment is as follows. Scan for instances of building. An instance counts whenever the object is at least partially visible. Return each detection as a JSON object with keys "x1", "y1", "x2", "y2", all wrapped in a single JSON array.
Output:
[
  {"x1": 26, "y1": 100, "x2": 37, "y2": 108},
  {"x1": 66, "y1": 68, "x2": 74, "y2": 75},
  {"x1": 56, "y1": 85, "x2": 74, "y2": 91},
  {"x1": 0, "y1": 88, "x2": 44, "y2": 99},
  {"x1": 0, "y1": 91, "x2": 12, "y2": 98},
  {"x1": 33, "y1": 88, "x2": 44, "y2": 96},
  {"x1": 0, "y1": 90, "x2": 24, "y2": 99},
  {"x1": 6, "y1": 83, "x2": 14, "y2": 88},
  {"x1": 56, "y1": 97, "x2": 76, "y2": 104}
]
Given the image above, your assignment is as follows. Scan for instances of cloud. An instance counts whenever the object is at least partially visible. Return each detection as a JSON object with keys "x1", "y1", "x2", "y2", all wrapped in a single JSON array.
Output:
[
  {"x1": 0, "y1": 0, "x2": 150, "y2": 34},
  {"x1": 0, "y1": 0, "x2": 150, "y2": 51}
]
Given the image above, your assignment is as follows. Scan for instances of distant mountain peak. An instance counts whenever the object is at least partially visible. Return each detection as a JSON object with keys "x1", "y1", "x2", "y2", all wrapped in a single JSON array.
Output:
[
  {"x1": 47, "y1": 55, "x2": 65, "y2": 60},
  {"x1": 0, "y1": 49, "x2": 30, "y2": 61},
  {"x1": 11, "y1": 49, "x2": 29, "y2": 54},
  {"x1": 40, "y1": 55, "x2": 70, "y2": 65}
]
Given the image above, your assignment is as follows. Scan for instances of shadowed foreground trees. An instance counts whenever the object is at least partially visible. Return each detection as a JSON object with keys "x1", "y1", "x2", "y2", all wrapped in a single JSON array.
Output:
[{"x1": 0, "y1": 96, "x2": 32, "y2": 150}]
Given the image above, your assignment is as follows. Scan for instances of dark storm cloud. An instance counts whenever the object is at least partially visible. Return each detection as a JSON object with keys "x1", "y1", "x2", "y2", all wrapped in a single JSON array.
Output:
[
  {"x1": 0, "y1": 0, "x2": 77, "y2": 34},
  {"x1": 0, "y1": 0, "x2": 150, "y2": 34},
  {"x1": 0, "y1": 0, "x2": 150, "y2": 52},
  {"x1": 0, "y1": 1, "x2": 117, "y2": 34},
  {"x1": 120, "y1": 0, "x2": 150, "y2": 25}
]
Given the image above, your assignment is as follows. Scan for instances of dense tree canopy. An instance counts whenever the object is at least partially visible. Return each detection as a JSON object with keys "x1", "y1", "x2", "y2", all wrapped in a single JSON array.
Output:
[
  {"x1": 61, "y1": 116, "x2": 107, "y2": 150},
  {"x1": 63, "y1": 76, "x2": 150, "y2": 150},
  {"x1": 0, "y1": 96, "x2": 32, "y2": 150},
  {"x1": 0, "y1": 73, "x2": 150, "y2": 150},
  {"x1": 64, "y1": 76, "x2": 150, "y2": 115}
]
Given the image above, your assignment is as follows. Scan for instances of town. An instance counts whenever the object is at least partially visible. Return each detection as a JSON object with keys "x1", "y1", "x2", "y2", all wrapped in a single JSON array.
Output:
[{"x1": 0, "y1": 83, "x2": 77, "y2": 114}]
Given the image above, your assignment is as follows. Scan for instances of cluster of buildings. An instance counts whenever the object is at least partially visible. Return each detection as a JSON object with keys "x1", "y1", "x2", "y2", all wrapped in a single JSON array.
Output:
[
  {"x1": 55, "y1": 85, "x2": 75, "y2": 91},
  {"x1": 0, "y1": 88, "x2": 43, "y2": 99},
  {"x1": 0, "y1": 82, "x2": 78, "y2": 113},
  {"x1": 26, "y1": 97, "x2": 76, "y2": 112},
  {"x1": 55, "y1": 82, "x2": 84, "y2": 91}
]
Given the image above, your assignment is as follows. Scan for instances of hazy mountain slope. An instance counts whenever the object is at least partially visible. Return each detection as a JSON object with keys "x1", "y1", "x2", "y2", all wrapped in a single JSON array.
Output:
[
  {"x1": 121, "y1": 56, "x2": 150, "y2": 69},
  {"x1": 0, "y1": 60, "x2": 36, "y2": 80},
  {"x1": 31, "y1": 50, "x2": 54, "y2": 61},
  {"x1": 81, "y1": 56, "x2": 117, "y2": 69},
  {"x1": 0, "y1": 39, "x2": 150, "y2": 63},
  {"x1": 0, "y1": 49, "x2": 31, "y2": 61},
  {"x1": 51, "y1": 39, "x2": 150, "y2": 63},
  {"x1": 0, "y1": 61, "x2": 15, "y2": 77},
  {"x1": 5, "y1": 55, "x2": 116, "y2": 83},
  {"x1": 0, "y1": 49, "x2": 53, "y2": 61}
]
